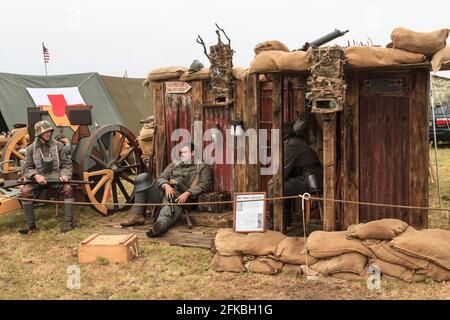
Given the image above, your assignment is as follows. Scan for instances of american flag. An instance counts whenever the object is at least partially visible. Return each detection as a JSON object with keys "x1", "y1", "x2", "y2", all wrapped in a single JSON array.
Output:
[{"x1": 42, "y1": 43, "x2": 50, "y2": 64}]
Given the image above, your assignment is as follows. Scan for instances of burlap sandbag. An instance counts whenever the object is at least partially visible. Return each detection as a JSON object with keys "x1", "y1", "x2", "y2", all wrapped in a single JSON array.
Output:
[
  {"x1": 232, "y1": 67, "x2": 250, "y2": 81},
  {"x1": 416, "y1": 262, "x2": 450, "y2": 282},
  {"x1": 274, "y1": 237, "x2": 318, "y2": 265},
  {"x1": 331, "y1": 273, "x2": 367, "y2": 281},
  {"x1": 346, "y1": 219, "x2": 408, "y2": 241},
  {"x1": 210, "y1": 253, "x2": 244, "y2": 273},
  {"x1": 344, "y1": 47, "x2": 426, "y2": 68},
  {"x1": 179, "y1": 68, "x2": 211, "y2": 81},
  {"x1": 310, "y1": 252, "x2": 368, "y2": 276},
  {"x1": 391, "y1": 27, "x2": 449, "y2": 56},
  {"x1": 147, "y1": 66, "x2": 188, "y2": 82},
  {"x1": 280, "y1": 264, "x2": 302, "y2": 277},
  {"x1": 243, "y1": 256, "x2": 284, "y2": 275},
  {"x1": 254, "y1": 40, "x2": 290, "y2": 55},
  {"x1": 432, "y1": 46, "x2": 450, "y2": 71},
  {"x1": 370, "y1": 259, "x2": 417, "y2": 282},
  {"x1": 364, "y1": 240, "x2": 429, "y2": 270},
  {"x1": 307, "y1": 231, "x2": 374, "y2": 259},
  {"x1": 250, "y1": 50, "x2": 309, "y2": 74},
  {"x1": 214, "y1": 228, "x2": 287, "y2": 257},
  {"x1": 390, "y1": 227, "x2": 450, "y2": 270}
]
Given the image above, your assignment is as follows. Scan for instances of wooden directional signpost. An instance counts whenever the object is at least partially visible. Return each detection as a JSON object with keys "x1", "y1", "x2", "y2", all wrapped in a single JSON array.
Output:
[{"x1": 165, "y1": 81, "x2": 192, "y2": 94}]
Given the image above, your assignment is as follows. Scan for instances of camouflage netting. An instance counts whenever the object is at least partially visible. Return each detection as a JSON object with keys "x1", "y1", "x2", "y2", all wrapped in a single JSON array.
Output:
[
  {"x1": 307, "y1": 46, "x2": 346, "y2": 113},
  {"x1": 211, "y1": 220, "x2": 450, "y2": 283},
  {"x1": 209, "y1": 41, "x2": 234, "y2": 102}
]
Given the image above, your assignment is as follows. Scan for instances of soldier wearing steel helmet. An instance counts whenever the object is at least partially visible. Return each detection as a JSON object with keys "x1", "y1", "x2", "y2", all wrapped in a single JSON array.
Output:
[
  {"x1": 121, "y1": 142, "x2": 212, "y2": 237},
  {"x1": 19, "y1": 120, "x2": 74, "y2": 234}
]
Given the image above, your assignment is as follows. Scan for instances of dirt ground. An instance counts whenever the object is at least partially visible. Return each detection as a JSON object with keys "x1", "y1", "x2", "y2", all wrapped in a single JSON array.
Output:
[{"x1": 0, "y1": 146, "x2": 449, "y2": 300}]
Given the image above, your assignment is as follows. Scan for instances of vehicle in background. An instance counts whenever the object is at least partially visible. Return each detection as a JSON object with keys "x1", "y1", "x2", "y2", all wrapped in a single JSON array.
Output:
[{"x1": 429, "y1": 105, "x2": 450, "y2": 146}]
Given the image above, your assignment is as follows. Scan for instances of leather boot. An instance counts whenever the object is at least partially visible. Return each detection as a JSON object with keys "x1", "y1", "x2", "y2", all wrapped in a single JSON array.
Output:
[
  {"x1": 19, "y1": 201, "x2": 37, "y2": 235},
  {"x1": 121, "y1": 214, "x2": 145, "y2": 228},
  {"x1": 61, "y1": 198, "x2": 75, "y2": 233},
  {"x1": 146, "y1": 221, "x2": 164, "y2": 238}
]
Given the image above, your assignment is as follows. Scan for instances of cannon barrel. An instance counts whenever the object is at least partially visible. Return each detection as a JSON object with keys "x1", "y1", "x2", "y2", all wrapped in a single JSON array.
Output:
[{"x1": 300, "y1": 29, "x2": 349, "y2": 51}]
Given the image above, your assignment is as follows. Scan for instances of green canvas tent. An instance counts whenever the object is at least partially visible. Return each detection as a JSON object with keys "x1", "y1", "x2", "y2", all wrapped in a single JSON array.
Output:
[{"x1": 0, "y1": 72, "x2": 153, "y2": 135}]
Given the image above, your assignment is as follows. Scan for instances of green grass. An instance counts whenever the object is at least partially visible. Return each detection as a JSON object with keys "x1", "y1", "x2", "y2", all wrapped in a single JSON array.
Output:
[{"x1": 429, "y1": 144, "x2": 450, "y2": 229}]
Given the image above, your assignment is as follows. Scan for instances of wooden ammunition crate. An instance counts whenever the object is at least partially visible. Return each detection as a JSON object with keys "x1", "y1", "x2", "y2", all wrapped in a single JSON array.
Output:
[
  {"x1": 197, "y1": 192, "x2": 231, "y2": 213},
  {"x1": 78, "y1": 234, "x2": 138, "y2": 264}
]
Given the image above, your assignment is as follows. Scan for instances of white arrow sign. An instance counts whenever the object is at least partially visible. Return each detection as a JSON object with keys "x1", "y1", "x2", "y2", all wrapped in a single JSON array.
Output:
[{"x1": 165, "y1": 81, "x2": 192, "y2": 94}]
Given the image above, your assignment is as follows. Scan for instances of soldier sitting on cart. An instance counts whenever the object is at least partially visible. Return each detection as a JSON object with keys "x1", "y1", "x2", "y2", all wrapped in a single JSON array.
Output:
[
  {"x1": 18, "y1": 120, "x2": 75, "y2": 234},
  {"x1": 121, "y1": 142, "x2": 213, "y2": 238}
]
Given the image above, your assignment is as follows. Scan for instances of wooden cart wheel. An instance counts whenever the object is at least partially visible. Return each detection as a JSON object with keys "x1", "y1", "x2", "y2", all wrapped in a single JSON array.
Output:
[
  {"x1": 79, "y1": 125, "x2": 143, "y2": 215},
  {"x1": 0, "y1": 128, "x2": 30, "y2": 178}
]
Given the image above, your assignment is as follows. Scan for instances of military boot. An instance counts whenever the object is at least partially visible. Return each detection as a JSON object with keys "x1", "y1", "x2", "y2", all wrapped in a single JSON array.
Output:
[
  {"x1": 146, "y1": 221, "x2": 164, "y2": 238},
  {"x1": 121, "y1": 214, "x2": 146, "y2": 228},
  {"x1": 18, "y1": 201, "x2": 37, "y2": 235},
  {"x1": 61, "y1": 198, "x2": 75, "y2": 233}
]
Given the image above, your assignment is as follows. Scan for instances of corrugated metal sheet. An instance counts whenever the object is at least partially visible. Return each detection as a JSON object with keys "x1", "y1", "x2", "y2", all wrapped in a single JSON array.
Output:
[{"x1": 203, "y1": 106, "x2": 233, "y2": 192}]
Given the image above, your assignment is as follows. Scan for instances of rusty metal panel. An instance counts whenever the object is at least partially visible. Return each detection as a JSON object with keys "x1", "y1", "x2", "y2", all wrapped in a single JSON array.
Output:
[
  {"x1": 203, "y1": 106, "x2": 233, "y2": 192},
  {"x1": 164, "y1": 94, "x2": 192, "y2": 164},
  {"x1": 359, "y1": 95, "x2": 410, "y2": 222}
]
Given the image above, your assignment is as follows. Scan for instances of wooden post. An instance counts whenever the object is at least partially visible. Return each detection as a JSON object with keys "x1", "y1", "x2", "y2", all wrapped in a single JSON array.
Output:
[
  {"x1": 153, "y1": 82, "x2": 166, "y2": 176},
  {"x1": 245, "y1": 74, "x2": 260, "y2": 191},
  {"x1": 272, "y1": 74, "x2": 284, "y2": 233},
  {"x1": 342, "y1": 72, "x2": 359, "y2": 229},
  {"x1": 234, "y1": 80, "x2": 247, "y2": 192},
  {"x1": 322, "y1": 113, "x2": 336, "y2": 231}
]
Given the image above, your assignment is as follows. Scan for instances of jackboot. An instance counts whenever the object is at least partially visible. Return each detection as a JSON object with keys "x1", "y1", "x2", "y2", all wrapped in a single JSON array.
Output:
[
  {"x1": 146, "y1": 221, "x2": 164, "y2": 238},
  {"x1": 19, "y1": 201, "x2": 37, "y2": 235},
  {"x1": 61, "y1": 198, "x2": 75, "y2": 233},
  {"x1": 121, "y1": 213, "x2": 146, "y2": 228}
]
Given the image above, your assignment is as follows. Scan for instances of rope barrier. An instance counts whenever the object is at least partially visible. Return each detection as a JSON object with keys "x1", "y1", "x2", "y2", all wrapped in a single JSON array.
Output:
[{"x1": 0, "y1": 191, "x2": 449, "y2": 213}]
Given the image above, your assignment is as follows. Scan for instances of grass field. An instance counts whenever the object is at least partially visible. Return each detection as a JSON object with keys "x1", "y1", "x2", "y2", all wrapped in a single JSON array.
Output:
[{"x1": 0, "y1": 146, "x2": 449, "y2": 300}]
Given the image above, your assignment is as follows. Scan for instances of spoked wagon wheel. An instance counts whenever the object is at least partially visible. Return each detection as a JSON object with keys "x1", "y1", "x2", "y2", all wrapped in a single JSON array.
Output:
[
  {"x1": 0, "y1": 128, "x2": 30, "y2": 178},
  {"x1": 79, "y1": 125, "x2": 143, "y2": 215}
]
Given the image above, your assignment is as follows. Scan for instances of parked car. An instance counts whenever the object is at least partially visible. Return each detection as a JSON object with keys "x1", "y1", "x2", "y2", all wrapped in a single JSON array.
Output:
[{"x1": 429, "y1": 105, "x2": 450, "y2": 146}]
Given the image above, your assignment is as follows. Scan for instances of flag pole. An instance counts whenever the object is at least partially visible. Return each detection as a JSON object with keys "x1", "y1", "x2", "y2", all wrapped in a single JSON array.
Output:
[{"x1": 42, "y1": 42, "x2": 48, "y2": 76}]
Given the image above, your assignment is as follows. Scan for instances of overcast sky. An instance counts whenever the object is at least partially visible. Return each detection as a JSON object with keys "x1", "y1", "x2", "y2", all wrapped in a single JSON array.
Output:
[{"x1": 1, "y1": 0, "x2": 449, "y2": 78}]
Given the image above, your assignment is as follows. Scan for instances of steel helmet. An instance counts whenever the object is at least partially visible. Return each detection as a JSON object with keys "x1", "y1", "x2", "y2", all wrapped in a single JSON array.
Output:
[
  {"x1": 34, "y1": 120, "x2": 54, "y2": 137},
  {"x1": 134, "y1": 172, "x2": 155, "y2": 192},
  {"x1": 189, "y1": 59, "x2": 204, "y2": 73}
]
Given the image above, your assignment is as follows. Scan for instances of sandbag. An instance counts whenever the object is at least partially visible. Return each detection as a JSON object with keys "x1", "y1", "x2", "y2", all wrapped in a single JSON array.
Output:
[
  {"x1": 331, "y1": 273, "x2": 367, "y2": 281},
  {"x1": 210, "y1": 253, "x2": 244, "y2": 273},
  {"x1": 254, "y1": 40, "x2": 290, "y2": 55},
  {"x1": 416, "y1": 262, "x2": 450, "y2": 282},
  {"x1": 370, "y1": 259, "x2": 416, "y2": 282},
  {"x1": 390, "y1": 227, "x2": 450, "y2": 270},
  {"x1": 432, "y1": 46, "x2": 450, "y2": 71},
  {"x1": 274, "y1": 237, "x2": 318, "y2": 265},
  {"x1": 243, "y1": 256, "x2": 283, "y2": 275},
  {"x1": 250, "y1": 50, "x2": 309, "y2": 74},
  {"x1": 280, "y1": 264, "x2": 302, "y2": 277},
  {"x1": 147, "y1": 66, "x2": 188, "y2": 82},
  {"x1": 346, "y1": 219, "x2": 408, "y2": 241},
  {"x1": 344, "y1": 47, "x2": 426, "y2": 68},
  {"x1": 179, "y1": 68, "x2": 211, "y2": 81},
  {"x1": 391, "y1": 27, "x2": 449, "y2": 56},
  {"x1": 214, "y1": 228, "x2": 287, "y2": 257},
  {"x1": 364, "y1": 240, "x2": 429, "y2": 270},
  {"x1": 310, "y1": 252, "x2": 368, "y2": 276},
  {"x1": 232, "y1": 67, "x2": 250, "y2": 81},
  {"x1": 139, "y1": 125, "x2": 155, "y2": 141},
  {"x1": 307, "y1": 231, "x2": 374, "y2": 259}
]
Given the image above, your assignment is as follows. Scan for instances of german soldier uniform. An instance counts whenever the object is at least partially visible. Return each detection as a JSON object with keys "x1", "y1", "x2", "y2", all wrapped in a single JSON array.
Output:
[
  {"x1": 19, "y1": 120, "x2": 74, "y2": 234},
  {"x1": 121, "y1": 161, "x2": 213, "y2": 237}
]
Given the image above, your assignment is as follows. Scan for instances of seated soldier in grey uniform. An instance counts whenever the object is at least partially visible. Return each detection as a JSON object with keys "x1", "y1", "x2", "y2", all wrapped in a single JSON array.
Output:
[
  {"x1": 268, "y1": 122, "x2": 322, "y2": 230},
  {"x1": 19, "y1": 120, "x2": 74, "y2": 234},
  {"x1": 121, "y1": 143, "x2": 213, "y2": 237}
]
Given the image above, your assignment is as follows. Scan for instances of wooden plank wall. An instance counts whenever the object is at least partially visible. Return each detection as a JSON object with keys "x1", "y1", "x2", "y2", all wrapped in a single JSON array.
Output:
[
  {"x1": 322, "y1": 113, "x2": 336, "y2": 231},
  {"x1": 233, "y1": 80, "x2": 247, "y2": 192},
  {"x1": 342, "y1": 72, "x2": 359, "y2": 229},
  {"x1": 272, "y1": 74, "x2": 284, "y2": 232},
  {"x1": 408, "y1": 70, "x2": 429, "y2": 229},
  {"x1": 153, "y1": 82, "x2": 166, "y2": 176}
]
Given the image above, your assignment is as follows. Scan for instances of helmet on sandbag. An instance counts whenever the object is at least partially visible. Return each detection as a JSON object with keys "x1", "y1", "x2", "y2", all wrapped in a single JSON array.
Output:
[
  {"x1": 134, "y1": 172, "x2": 155, "y2": 192},
  {"x1": 189, "y1": 59, "x2": 204, "y2": 73},
  {"x1": 34, "y1": 120, "x2": 54, "y2": 137}
]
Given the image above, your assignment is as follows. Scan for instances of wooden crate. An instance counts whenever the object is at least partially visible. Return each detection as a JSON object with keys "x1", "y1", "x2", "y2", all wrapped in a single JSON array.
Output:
[{"x1": 78, "y1": 234, "x2": 138, "y2": 264}]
